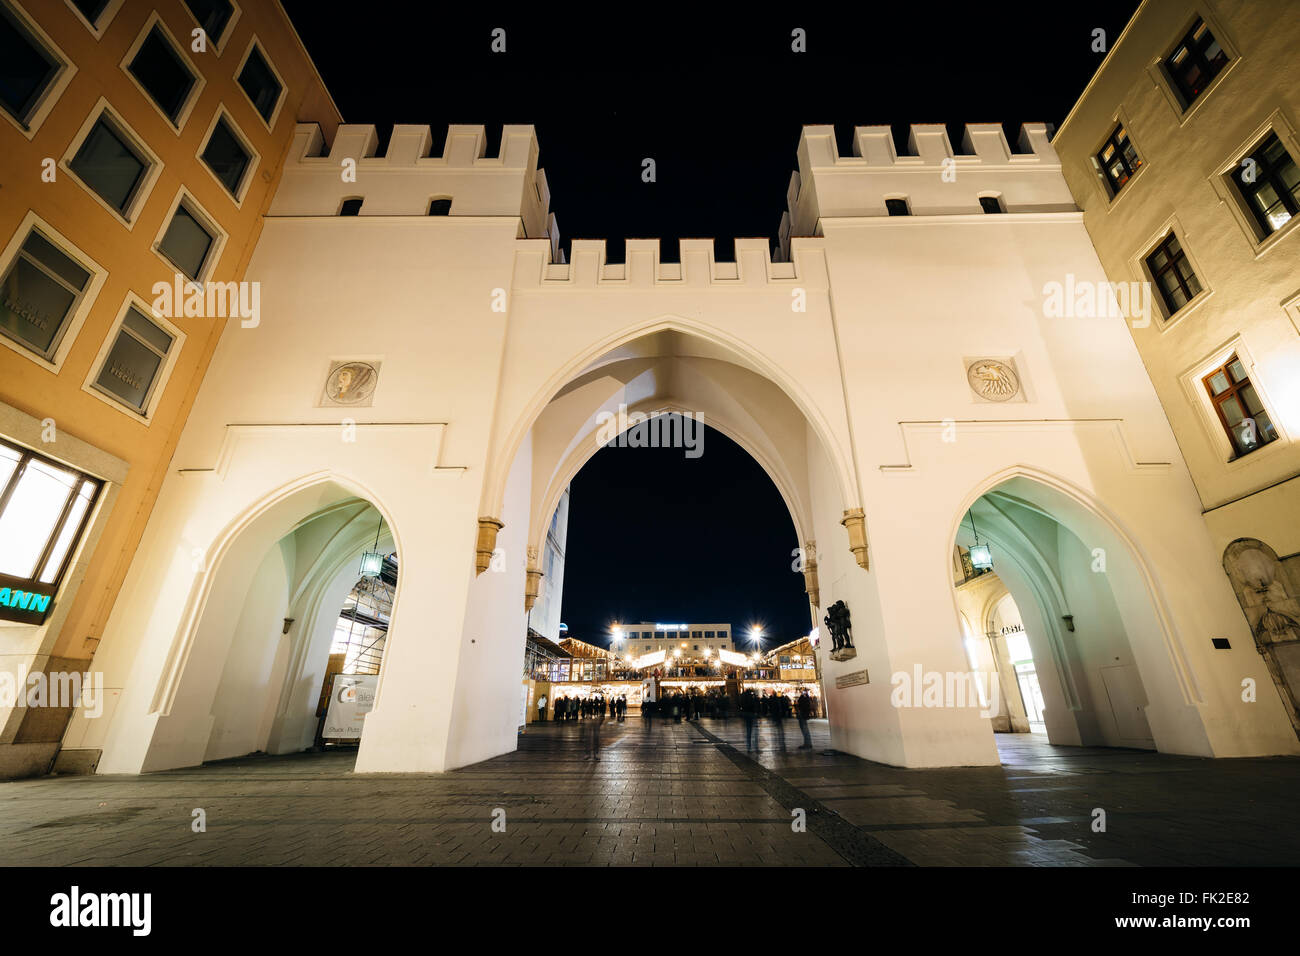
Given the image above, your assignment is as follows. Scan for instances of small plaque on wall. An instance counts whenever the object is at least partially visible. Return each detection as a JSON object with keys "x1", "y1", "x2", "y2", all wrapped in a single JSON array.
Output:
[{"x1": 835, "y1": 669, "x2": 870, "y2": 689}]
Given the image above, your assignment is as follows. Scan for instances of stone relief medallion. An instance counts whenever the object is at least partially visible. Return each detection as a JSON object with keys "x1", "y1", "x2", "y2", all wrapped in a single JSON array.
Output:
[
  {"x1": 321, "y1": 360, "x2": 380, "y2": 407},
  {"x1": 966, "y1": 359, "x2": 1020, "y2": 402}
]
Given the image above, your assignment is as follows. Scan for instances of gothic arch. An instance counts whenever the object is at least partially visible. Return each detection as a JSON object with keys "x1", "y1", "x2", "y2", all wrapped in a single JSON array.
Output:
[
  {"x1": 481, "y1": 314, "x2": 860, "y2": 527},
  {"x1": 149, "y1": 471, "x2": 406, "y2": 719},
  {"x1": 527, "y1": 397, "x2": 814, "y2": 561},
  {"x1": 947, "y1": 465, "x2": 1201, "y2": 708}
]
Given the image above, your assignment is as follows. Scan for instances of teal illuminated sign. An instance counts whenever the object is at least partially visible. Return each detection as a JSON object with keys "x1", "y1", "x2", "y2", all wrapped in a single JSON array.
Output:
[{"x1": 0, "y1": 574, "x2": 55, "y2": 625}]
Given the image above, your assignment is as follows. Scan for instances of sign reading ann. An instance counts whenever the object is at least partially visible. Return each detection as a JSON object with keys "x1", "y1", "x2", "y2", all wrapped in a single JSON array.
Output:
[{"x1": 0, "y1": 573, "x2": 55, "y2": 626}]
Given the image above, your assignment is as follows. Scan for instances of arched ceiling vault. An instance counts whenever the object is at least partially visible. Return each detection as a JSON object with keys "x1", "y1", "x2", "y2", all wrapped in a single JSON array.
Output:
[{"x1": 527, "y1": 330, "x2": 818, "y2": 559}]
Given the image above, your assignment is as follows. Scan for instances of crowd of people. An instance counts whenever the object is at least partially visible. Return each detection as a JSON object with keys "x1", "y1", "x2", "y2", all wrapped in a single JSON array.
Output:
[
  {"x1": 642, "y1": 688, "x2": 818, "y2": 752},
  {"x1": 547, "y1": 694, "x2": 627, "y2": 721},
  {"x1": 538, "y1": 686, "x2": 820, "y2": 757}
]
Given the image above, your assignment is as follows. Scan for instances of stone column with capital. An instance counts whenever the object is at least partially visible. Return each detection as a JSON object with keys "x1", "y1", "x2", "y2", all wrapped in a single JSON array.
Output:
[
  {"x1": 802, "y1": 541, "x2": 820, "y2": 619},
  {"x1": 841, "y1": 508, "x2": 869, "y2": 569},
  {"x1": 475, "y1": 517, "x2": 504, "y2": 575},
  {"x1": 524, "y1": 546, "x2": 543, "y2": 611}
]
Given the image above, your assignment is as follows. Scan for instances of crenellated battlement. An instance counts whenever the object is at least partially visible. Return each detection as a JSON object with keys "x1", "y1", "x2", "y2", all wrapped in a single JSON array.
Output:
[
  {"x1": 511, "y1": 237, "x2": 827, "y2": 289},
  {"x1": 267, "y1": 123, "x2": 553, "y2": 239},
  {"x1": 779, "y1": 122, "x2": 1079, "y2": 254},
  {"x1": 265, "y1": 120, "x2": 1079, "y2": 264}
]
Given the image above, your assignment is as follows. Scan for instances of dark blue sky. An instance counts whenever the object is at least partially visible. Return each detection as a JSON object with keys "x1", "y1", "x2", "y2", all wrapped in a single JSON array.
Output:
[{"x1": 559, "y1": 426, "x2": 808, "y2": 646}]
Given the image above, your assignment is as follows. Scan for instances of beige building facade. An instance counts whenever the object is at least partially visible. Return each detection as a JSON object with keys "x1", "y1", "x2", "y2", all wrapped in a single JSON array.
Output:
[{"x1": 1053, "y1": 0, "x2": 1300, "y2": 731}]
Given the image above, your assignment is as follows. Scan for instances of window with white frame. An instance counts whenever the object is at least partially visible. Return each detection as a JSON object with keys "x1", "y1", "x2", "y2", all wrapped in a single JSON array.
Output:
[
  {"x1": 68, "y1": 111, "x2": 154, "y2": 217},
  {"x1": 183, "y1": 0, "x2": 234, "y2": 45},
  {"x1": 237, "y1": 42, "x2": 283, "y2": 124},
  {"x1": 1144, "y1": 232, "x2": 1202, "y2": 316},
  {"x1": 1202, "y1": 354, "x2": 1278, "y2": 458},
  {"x1": 90, "y1": 305, "x2": 175, "y2": 415},
  {"x1": 0, "y1": 229, "x2": 94, "y2": 361},
  {"x1": 157, "y1": 198, "x2": 217, "y2": 280},
  {"x1": 0, "y1": 1, "x2": 65, "y2": 128},
  {"x1": 201, "y1": 113, "x2": 254, "y2": 200},
  {"x1": 66, "y1": 0, "x2": 121, "y2": 32},
  {"x1": 1165, "y1": 17, "x2": 1230, "y2": 109},
  {"x1": 1230, "y1": 132, "x2": 1300, "y2": 238},
  {"x1": 126, "y1": 22, "x2": 198, "y2": 125},
  {"x1": 68, "y1": 0, "x2": 111, "y2": 25},
  {"x1": 1096, "y1": 124, "x2": 1142, "y2": 197},
  {"x1": 0, "y1": 437, "x2": 102, "y2": 611}
]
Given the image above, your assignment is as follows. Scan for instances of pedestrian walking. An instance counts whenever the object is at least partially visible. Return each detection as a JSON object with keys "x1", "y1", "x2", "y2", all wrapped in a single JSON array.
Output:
[{"x1": 796, "y1": 690, "x2": 813, "y2": 749}]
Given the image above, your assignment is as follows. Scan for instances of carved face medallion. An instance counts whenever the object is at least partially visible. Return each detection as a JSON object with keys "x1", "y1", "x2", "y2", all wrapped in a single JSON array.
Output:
[
  {"x1": 323, "y1": 361, "x2": 379, "y2": 406},
  {"x1": 967, "y1": 359, "x2": 1020, "y2": 402}
]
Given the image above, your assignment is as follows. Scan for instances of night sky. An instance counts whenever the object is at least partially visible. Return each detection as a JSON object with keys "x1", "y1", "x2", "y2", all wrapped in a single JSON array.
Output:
[{"x1": 282, "y1": 2, "x2": 1141, "y2": 646}]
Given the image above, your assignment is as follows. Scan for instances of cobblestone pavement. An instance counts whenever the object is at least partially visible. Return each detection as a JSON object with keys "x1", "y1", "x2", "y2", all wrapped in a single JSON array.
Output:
[{"x1": 2, "y1": 718, "x2": 1297, "y2": 866}]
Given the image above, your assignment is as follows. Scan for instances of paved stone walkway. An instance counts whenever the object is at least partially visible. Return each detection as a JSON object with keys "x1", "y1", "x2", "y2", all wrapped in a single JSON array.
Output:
[{"x1": 2, "y1": 718, "x2": 1297, "y2": 866}]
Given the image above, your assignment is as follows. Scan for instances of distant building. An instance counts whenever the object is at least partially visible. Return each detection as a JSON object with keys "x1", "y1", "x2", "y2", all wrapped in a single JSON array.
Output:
[{"x1": 614, "y1": 623, "x2": 734, "y2": 664}]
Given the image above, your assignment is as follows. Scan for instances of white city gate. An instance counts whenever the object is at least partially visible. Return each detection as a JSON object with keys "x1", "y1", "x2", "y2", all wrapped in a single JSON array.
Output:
[{"x1": 62, "y1": 122, "x2": 1300, "y2": 775}]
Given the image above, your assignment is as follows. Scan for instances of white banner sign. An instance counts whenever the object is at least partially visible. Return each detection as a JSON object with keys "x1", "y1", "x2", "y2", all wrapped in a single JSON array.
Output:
[{"x1": 322, "y1": 674, "x2": 378, "y2": 739}]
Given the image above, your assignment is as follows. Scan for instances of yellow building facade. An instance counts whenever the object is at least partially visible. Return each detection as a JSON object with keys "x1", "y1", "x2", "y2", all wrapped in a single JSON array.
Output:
[{"x1": 0, "y1": 0, "x2": 339, "y2": 776}]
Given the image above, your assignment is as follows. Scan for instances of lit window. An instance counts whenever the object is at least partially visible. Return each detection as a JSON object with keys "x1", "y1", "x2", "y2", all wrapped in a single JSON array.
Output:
[
  {"x1": 183, "y1": 0, "x2": 233, "y2": 44},
  {"x1": 238, "y1": 43, "x2": 282, "y2": 123},
  {"x1": 0, "y1": 229, "x2": 92, "y2": 360},
  {"x1": 1166, "y1": 18, "x2": 1229, "y2": 107},
  {"x1": 0, "y1": 438, "x2": 102, "y2": 621},
  {"x1": 1231, "y1": 133, "x2": 1300, "y2": 237},
  {"x1": 158, "y1": 200, "x2": 216, "y2": 280},
  {"x1": 0, "y1": 2, "x2": 60, "y2": 126},
  {"x1": 68, "y1": 113, "x2": 151, "y2": 216},
  {"x1": 1145, "y1": 233, "x2": 1202, "y2": 315},
  {"x1": 201, "y1": 116, "x2": 252, "y2": 198},
  {"x1": 92, "y1": 305, "x2": 175, "y2": 414},
  {"x1": 128, "y1": 25, "x2": 196, "y2": 124},
  {"x1": 1202, "y1": 355, "x2": 1278, "y2": 458},
  {"x1": 1096, "y1": 124, "x2": 1141, "y2": 196}
]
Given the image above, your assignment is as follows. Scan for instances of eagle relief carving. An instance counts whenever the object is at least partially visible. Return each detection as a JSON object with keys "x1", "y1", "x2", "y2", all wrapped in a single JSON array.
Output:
[{"x1": 966, "y1": 359, "x2": 1020, "y2": 402}]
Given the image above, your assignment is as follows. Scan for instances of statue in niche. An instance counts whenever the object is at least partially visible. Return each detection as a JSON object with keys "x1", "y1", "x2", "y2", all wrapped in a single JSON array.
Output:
[
  {"x1": 1223, "y1": 538, "x2": 1300, "y2": 736},
  {"x1": 824, "y1": 600, "x2": 856, "y2": 661}
]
